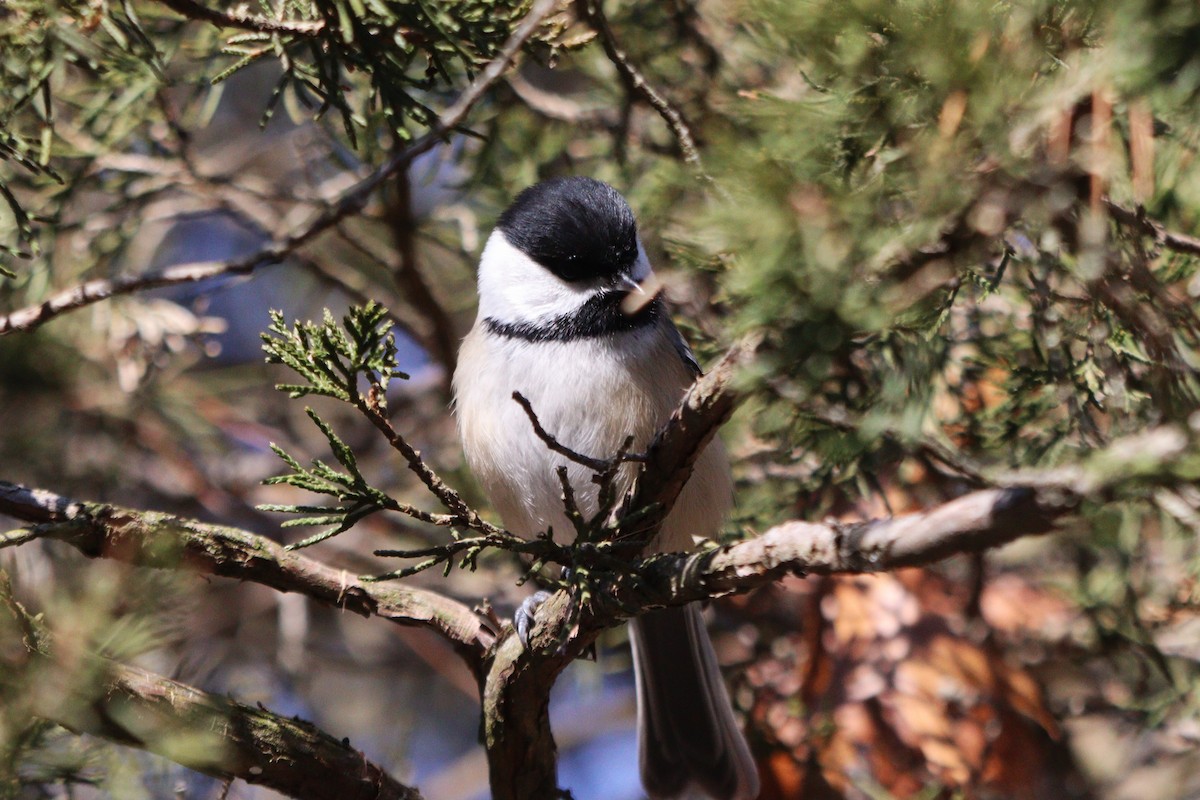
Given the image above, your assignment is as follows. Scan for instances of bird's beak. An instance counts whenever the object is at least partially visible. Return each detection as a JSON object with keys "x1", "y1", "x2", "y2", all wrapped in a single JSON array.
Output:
[
  {"x1": 619, "y1": 271, "x2": 663, "y2": 316},
  {"x1": 618, "y1": 274, "x2": 646, "y2": 295}
]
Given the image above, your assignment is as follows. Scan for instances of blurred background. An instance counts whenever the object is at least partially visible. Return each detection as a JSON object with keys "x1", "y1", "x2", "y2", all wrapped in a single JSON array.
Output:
[{"x1": 3, "y1": 0, "x2": 1200, "y2": 797}]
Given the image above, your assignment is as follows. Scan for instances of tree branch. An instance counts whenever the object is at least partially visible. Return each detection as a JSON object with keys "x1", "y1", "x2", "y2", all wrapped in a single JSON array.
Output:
[
  {"x1": 576, "y1": 0, "x2": 703, "y2": 169},
  {"x1": 0, "y1": 0, "x2": 560, "y2": 336},
  {"x1": 0, "y1": 481, "x2": 493, "y2": 670},
  {"x1": 626, "y1": 486, "x2": 1068, "y2": 608},
  {"x1": 1106, "y1": 198, "x2": 1200, "y2": 257},
  {"x1": 613, "y1": 336, "x2": 759, "y2": 551},
  {"x1": 154, "y1": 0, "x2": 327, "y2": 36},
  {"x1": 351, "y1": 393, "x2": 501, "y2": 535},
  {"x1": 3, "y1": 358, "x2": 1190, "y2": 800},
  {"x1": 608, "y1": 425, "x2": 1195, "y2": 613},
  {"x1": 481, "y1": 592, "x2": 581, "y2": 800},
  {"x1": 385, "y1": 167, "x2": 461, "y2": 383},
  {"x1": 24, "y1": 651, "x2": 421, "y2": 800},
  {"x1": 476, "y1": 365, "x2": 1194, "y2": 798},
  {"x1": 512, "y1": 390, "x2": 644, "y2": 473}
]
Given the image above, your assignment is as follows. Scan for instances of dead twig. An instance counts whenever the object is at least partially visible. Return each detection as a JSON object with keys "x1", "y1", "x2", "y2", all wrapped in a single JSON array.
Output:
[
  {"x1": 575, "y1": 0, "x2": 704, "y2": 170},
  {"x1": 511, "y1": 390, "x2": 646, "y2": 473}
]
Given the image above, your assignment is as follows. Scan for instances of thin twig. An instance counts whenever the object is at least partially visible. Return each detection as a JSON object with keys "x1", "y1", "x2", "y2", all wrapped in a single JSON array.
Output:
[
  {"x1": 0, "y1": 569, "x2": 41, "y2": 651},
  {"x1": 371, "y1": 530, "x2": 553, "y2": 581},
  {"x1": 386, "y1": 165, "x2": 460, "y2": 380},
  {"x1": 0, "y1": 0, "x2": 559, "y2": 336},
  {"x1": 594, "y1": 434, "x2": 638, "y2": 526},
  {"x1": 1106, "y1": 198, "x2": 1200, "y2": 257},
  {"x1": 511, "y1": 391, "x2": 645, "y2": 472},
  {"x1": 556, "y1": 465, "x2": 589, "y2": 540},
  {"x1": 576, "y1": 0, "x2": 704, "y2": 170},
  {"x1": 155, "y1": 0, "x2": 327, "y2": 36},
  {"x1": 353, "y1": 392, "x2": 502, "y2": 533},
  {"x1": 505, "y1": 71, "x2": 618, "y2": 127}
]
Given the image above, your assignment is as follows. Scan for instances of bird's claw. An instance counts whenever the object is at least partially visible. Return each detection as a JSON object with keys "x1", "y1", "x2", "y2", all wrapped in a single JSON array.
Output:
[{"x1": 515, "y1": 590, "x2": 552, "y2": 649}]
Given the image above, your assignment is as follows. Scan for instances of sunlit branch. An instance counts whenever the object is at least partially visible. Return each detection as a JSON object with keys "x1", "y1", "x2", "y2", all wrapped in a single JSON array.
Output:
[{"x1": 0, "y1": 481, "x2": 495, "y2": 668}]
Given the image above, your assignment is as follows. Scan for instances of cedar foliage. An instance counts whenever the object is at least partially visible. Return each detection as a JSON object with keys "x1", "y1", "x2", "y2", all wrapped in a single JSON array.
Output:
[{"x1": 2, "y1": 0, "x2": 1200, "y2": 798}]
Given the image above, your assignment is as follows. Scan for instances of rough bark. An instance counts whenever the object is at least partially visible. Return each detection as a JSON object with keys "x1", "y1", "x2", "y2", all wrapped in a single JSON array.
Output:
[
  {"x1": 0, "y1": 481, "x2": 493, "y2": 668},
  {"x1": 22, "y1": 649, "x2": 421, "y2": 800}
]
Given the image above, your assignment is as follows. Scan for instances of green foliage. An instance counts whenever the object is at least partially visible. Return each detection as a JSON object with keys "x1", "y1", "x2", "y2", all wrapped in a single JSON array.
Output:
[
  {"x1": 0, "y1": 0, "x2": 553, "y2": 270},
  {"x1": 261, "y1": 302, "x2": 404, "y2": 401},
  {"x1": 214, "y1": 0, "x2": 531, "y2": 144},
  {"x1": 673, "y1": 0, "x2": 1200, "y2": 524},
  {"x1": 259, "y1": 303, "x2": 408, "y2": 546},
  {"x1": 0, "y1": 0, "x2": 165, "y2": 263},
  {"x1": 260, "y1": 408, "x2": 397, "y2": 548}
]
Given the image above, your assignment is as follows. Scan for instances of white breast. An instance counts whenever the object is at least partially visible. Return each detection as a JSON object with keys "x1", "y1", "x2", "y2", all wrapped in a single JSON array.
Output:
[{"x1": 452, "y1": 320, "x2": 731, "y2": 553}]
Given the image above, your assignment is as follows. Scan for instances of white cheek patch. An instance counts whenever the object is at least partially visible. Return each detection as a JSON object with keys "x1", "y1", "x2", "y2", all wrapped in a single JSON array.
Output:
[{"x1": 476, "y1": 232, "x2": 594, "y2": 325}]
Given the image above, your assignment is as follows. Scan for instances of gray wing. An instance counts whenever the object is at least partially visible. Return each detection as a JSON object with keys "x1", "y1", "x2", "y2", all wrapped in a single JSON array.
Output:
[{"x1": 664, "y1": 320, "x2": 701, "y2": 377}]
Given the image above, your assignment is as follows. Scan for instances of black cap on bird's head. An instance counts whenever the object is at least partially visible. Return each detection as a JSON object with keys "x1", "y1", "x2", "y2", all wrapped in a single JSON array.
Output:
[{"x1": 497, "y1": 176, "x2": 640, "y2": 284}]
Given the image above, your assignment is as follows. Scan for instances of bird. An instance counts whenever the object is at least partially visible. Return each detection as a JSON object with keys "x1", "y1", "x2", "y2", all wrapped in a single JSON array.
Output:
[{"x1": 452, "y1": 176, "x2": 759, "y2": 800}]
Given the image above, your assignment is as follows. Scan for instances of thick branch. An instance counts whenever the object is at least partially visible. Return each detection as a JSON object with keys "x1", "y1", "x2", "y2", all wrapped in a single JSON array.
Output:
[
  {"x1": 626, "y1": 486, "x2": 1069, "y2": 609},
  {"x1": 482, "y1": 593, "x2": 582, "y2": 800},
  {"x1": 0, "y1": 481, "x2": 493, "y2": 669},
  {"x1": 26, "y1": 651, "x2": 420, "y2": 800},
  {"x1": 0, "y1": 0, "x2": 559, "y2": 336},
  {"x1": 613, "y1": 336, "x2": 759, "y2": 552},
  {"x1": 609, "y1": 426, "x2": 1195, "y2": 613}
]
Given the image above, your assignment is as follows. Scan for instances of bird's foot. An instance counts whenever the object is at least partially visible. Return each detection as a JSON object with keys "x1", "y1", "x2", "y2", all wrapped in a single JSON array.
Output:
[{"x1": 515, "y1": 590, "x2": 552, "y2": 649}]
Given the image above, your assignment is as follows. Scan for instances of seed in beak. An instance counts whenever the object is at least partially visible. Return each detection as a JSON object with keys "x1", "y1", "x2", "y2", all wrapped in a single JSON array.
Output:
[{"x1": 620, "y1": 272, "x2": 663, "y2": 315}]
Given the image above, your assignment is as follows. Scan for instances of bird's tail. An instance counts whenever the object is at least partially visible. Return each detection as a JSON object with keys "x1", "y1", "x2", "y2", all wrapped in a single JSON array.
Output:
[{"x1": 630, "y1": 604, "x2": 760, "y2": 800}]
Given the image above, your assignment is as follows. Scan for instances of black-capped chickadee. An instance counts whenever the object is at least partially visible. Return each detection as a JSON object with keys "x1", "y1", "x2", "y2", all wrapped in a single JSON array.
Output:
[{"x1": 453, "y1": 177, "x2": 760, "y2": 800}]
